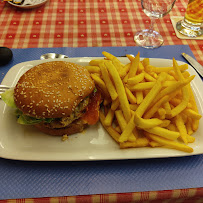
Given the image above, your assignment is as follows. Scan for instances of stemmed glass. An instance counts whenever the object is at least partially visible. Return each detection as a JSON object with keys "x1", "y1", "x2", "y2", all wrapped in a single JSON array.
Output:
[{"x1": 134, "y1": 0, "x2": 176, "y2": 49}]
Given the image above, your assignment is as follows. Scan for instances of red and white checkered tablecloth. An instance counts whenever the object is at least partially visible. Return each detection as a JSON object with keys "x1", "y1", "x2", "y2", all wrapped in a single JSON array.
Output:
[
  {"x1": 0, "y1": 0, "x2": 202, "y2": 65},
  {"x1": 0, "y1": 0, "x2": 203, "y2": 202},
  {"x1": 1, "y1": 188, "x2": 203, "y2": 202}
]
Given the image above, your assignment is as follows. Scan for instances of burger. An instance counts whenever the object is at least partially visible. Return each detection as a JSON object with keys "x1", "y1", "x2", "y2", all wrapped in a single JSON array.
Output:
[{"x1": 1, "y1": 61, "x2": 101, "y2": 136}]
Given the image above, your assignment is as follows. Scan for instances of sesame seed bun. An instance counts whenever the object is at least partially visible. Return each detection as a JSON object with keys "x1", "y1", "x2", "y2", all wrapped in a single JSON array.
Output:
[
  {"x1": 35, "y1": 119, "x2": 88, "y2": 136},
  {"x1": 14, "y1": 61, "x2": 95, "y2": 118}
]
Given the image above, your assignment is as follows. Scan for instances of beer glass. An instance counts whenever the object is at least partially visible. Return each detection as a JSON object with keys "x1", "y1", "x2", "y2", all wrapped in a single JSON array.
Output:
[{"x1": 176, "y1": 0, "x2": 203, "y2": 37}]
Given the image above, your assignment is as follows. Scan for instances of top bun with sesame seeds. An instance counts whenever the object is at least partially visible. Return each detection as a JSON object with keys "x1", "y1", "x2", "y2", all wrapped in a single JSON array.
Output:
[{"x1": 14, "y1": 61, "x2": 95, "y2": 119}]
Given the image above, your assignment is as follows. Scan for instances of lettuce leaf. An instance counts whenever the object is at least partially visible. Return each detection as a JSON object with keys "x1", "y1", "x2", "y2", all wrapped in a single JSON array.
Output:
[
  {"x1": 17, "y1": 115, "x2": 42, "y2": 125},
  {"x1": 2, "y1": 89, "x2": 55, "y2": 125},
  {"x1": 1, "y1": 88, "x2": 17, "y2": 108},
  {"x1": 15, "y1": 109, "x2": 54, "y2": 125}
]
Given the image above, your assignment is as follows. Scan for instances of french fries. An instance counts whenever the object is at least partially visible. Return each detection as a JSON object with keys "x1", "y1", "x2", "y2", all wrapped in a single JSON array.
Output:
[{"x1": 86, "y1": 52, "x2": 202, "y2": 153}]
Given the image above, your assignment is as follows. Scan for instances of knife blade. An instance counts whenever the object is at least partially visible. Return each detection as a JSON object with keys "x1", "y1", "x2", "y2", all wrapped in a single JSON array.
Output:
[{"x1": 182, "y1": 53, "x2": 203, "y2": 78}]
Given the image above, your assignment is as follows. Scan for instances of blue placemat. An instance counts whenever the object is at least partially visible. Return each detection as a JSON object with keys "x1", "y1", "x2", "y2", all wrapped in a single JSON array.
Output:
[
  {"x1": 0, "y1": 45, "x2": 196, "y2": 83},
  {"x1": 0, "y1": 45, "x2": 203, "y2": 200}
]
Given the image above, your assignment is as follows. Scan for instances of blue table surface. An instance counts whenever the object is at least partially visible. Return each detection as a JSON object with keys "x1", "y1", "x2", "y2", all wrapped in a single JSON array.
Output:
[{"x1": 0, "y1": 45, "x2": 196, "y2": 83}]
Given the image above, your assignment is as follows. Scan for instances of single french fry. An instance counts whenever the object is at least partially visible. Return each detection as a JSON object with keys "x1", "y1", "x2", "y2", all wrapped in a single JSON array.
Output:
[
  {"x1": 129, "y1": 103, "x2": 139, "y2": 111},
  {"x1": 144, "y1": 72, "x2": 156, "y2": 82},
  {"x1": 128, "y1": 133, "x2": 137, "y2": 142},
  {"x1": 126, "y1": 54, "x2": 134, "y2": 61},
  {"x1": 170, "y1": 98, "x2": 182, "y2": 106},
  {"x1": 181, "y1": 113, "x2": 188, "y2": 124},
  {"x1": 128, "y1": 52, "x2": 140, "y2": 78},
  {"x1": 183, "y1": 108, "x2": 202, "y2": 120},
  {"x1": 123, "y1": 74, "x2": 129, "y2": 83},
  {"x1": 102, "y1": 51, "x2": 123, "y2": 74},
  {"x1": 127, "y1": 72, "x2": 145, "y2": 86},
  {"x1": 115, "y1": 110, "x2": 127, "y2": 131},
  {"x1": 146, "y1": 132, "x2": 193, "y2": 153},
  {"x1": 119, "y1": 114, "x2": 136, "y2": 143},
  {"x1": 91, "y1": 74, "x2": 110, "y2": 98},
  {"x1": 166, "y1": 74, "x2": 176, "y2": 81},
  {"x1": 187, "y1": 102, "x2": 193, "y2": 109},
  {"x1": 163, "y1": 102, "x2": 172, "y2": 115},
  {"x1": 134, "y1": 112, "x2": 163, "y2": 129},
  {"x1": 142, "y1": 58, "x2": 150, "y2": 69},
  {"x1": 102, "y1": 51, "x2": 116, "y2": 60},
  {"x1": 149, "y1": 141, "x2": 163, "y2": 147},
  {"x1": 136, "y1": 91, "x2": 143, "y2": 105},
  {"x1": 157, "y1": 108, "x2": 166, "y2": 120},
  {"x1": 162, "y1": 81, "x2": 177, "y2": 87},
  {"x1": 158, "y1": 120, "x2": 171, "y2": 128},
  {"x1": 147, "y1": 64, "x2": 188, "y2": 73},
  {"x1": 138, "y1": 62, "x2": 144, "y2": 73},
  {"x1": 150, "y1": 72, "x2": 158, "y2": 79},
  {"x1": 114, "y1": 126, "x2": 122, "y2": 133},
  {"x1": 89, "y1": 59, "x2": 106, "y2": 66},
  {"x1": 192, "y1": 119, "x2": 199, "y2": 132},
  {"x1": 186, "y1": 118, "x2": 193, "y2": 135},
  {"x1": 144, "y1": 95, "x2": 170, "y2": 119},
  {"x1": 105, "y1": 61, "x2": 131, "y2": 121},
  {"x1": 167, "y1": 123, "x2": 178, "y2": 132},
  {"x1": 188, "y1": 84, "x2": 200, "y2": 131},
  {"x1": 113, "y1": 59, "x2": 124, "y2": 74},
  {"x1": 128, "y1": 82, "x2": 155, "y2": 91},
  {"x1": 145, "y1": 126, "x2": 180, "y2": 140},
  {"x1": 188, "y1": 84, "x2": 199, "y2": 112},
  {"x1": 120, "y1": 63, "x2": 131, "y2": 78},
  {"x1": 144, "y1": 65, "x2": 151, "y2": 73},
  {"x1": 104, "y1": 108, "x2": 115, "y2": 126},
  {"x1": 125, "y1": 87, "x2": 137, "y2": 104},
  {"x1": 182, "y1": 71, "x2": 190, "y2": 78},
  {"x1": 174, "y1": 114, "x2": 188, "y2": 144},
  {"x1": 111, "y1": 98, "x2": 120, "y2": 111},
  {"x1": 132, "y1": 127, "x2": 139, "y2": 140},
  {"x1": 168, "y1": 70, "x2": 178, "y2": 80},
  {"x1": 85, "y1": 65, "x2": 100, "y2": 73},
  {"x1": 99, "y1": 110, "x2": 120, "y2": 142},
  {"x1": 120, "y1": 137, "x2": 149, "y2": 148},
  {"x1": 99, "y1": 62, "x2": 118, "y2": 101},
  {"x1": 173, "y1": 58, "x2": 185, "y2": 80},
  {"x1": 187, "y1": 135, "x2": 195, "y2": 143},
  {"x1": 115, "y1": 110, "x2": 136, "y2": 142},
  {"x1": 135, "y1": 72, "x2": 167, "y2": 117}
]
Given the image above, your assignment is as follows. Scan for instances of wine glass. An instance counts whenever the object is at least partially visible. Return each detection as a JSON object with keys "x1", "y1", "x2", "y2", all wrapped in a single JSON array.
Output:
[{"x1": 134, "y1": 0, "x2": 176, "y2": 49}]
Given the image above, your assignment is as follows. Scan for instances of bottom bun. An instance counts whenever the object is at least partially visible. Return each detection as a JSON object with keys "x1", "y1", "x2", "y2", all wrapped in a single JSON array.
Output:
[{"x1": 35, "y1": 119, "x2": 88, "y2": 136}]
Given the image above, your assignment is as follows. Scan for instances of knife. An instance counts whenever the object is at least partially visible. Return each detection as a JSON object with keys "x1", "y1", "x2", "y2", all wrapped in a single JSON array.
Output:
[{"x1": 182, "y1": 53, "x2": 203, "y2": 78}]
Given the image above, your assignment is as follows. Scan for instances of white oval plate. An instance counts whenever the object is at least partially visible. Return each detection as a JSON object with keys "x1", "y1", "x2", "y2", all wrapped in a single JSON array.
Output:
[{"x1": 0, "y1": 57, "x2": 202, "y2": 161}]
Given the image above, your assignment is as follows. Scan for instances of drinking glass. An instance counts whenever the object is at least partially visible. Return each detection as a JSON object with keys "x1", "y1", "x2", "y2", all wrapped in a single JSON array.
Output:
[
  {"x1": 134, "y1": 0, "x2": 176, "y2": 49},
  {"x1": 176, "y1": 0, "x2": 203, "y2": 37}
]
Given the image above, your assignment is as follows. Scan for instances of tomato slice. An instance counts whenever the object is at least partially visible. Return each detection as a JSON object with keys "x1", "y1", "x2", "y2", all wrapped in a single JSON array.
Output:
[{"x1": 82, "y1": 90, "x2": 101, "y2": 125}]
